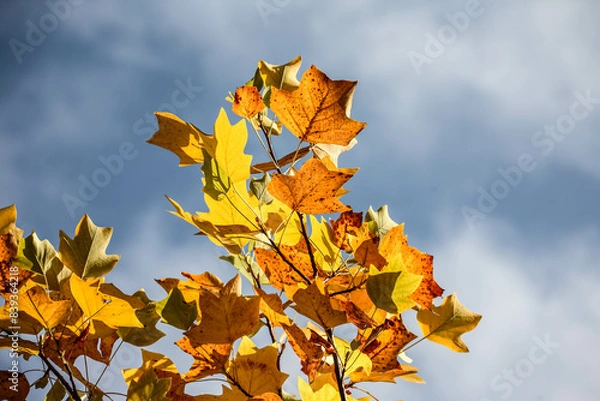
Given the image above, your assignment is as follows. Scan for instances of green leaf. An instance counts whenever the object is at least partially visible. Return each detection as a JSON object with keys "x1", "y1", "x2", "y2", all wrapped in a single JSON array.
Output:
[
  {"x1": 156, "y1": 287, "x2": 197, "y2": 330},
  {"x1": 118, "y1": 290, "x2": 166, "y2": 346},
  {"x1": 126, "y1": 369, "x2": 171, "y2": 401},
  {"x1": 15, "y1": 231, "x2": 57, "y2": 275},
  {"x1": 366, "y1": 268, "x2": 422, "y2": 314},
  {"x1": 58, "y1": 215, "x2": 120, "y2": 278},
  {"x1": 250, "y1": 173, "x2": 274, "y2": 204}
]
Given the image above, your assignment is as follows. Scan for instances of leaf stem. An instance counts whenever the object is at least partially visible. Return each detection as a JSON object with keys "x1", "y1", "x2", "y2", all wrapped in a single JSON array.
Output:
[
  {"x1": 39, "y1": 342, "x2": 82, "y2": 401},
  {"x1": 325, "y1": 328, "x2": 348, "y2": 401}
]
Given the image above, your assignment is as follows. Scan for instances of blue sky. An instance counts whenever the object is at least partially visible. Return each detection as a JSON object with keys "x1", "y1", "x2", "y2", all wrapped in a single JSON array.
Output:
[{"x1": 1, "y1": 1, "x2": 599, "y2": 400}]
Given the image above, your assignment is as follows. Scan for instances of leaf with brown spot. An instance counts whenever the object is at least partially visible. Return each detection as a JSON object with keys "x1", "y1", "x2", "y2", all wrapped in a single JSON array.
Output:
[
  {"x1": 268, "y1": 157, "x2": 354, "y2": 215},
  {"x1": 270, "y1": 65, "x2": 366, "y2": 146},
  {"x1": 0, "y1": 234, "x2": 32, "y2": 296},
  {"x1": 282, "y1": 323, "x2": 325, "y2": 382},
  {"x1": 356, "y1": 316, "x2": 417, "y2": 373},
  {"x1": 380, "y1": 225, "x2": 444, "y2": 309},
  {"x1": 255, "y1": 241, "x2": 316, "y2": 290},
  {"x1": 0, "y1": 371, "x2": 29, "y2": 401},
  {"x1": 330, "y1": 211, "x2": 362, "y2": 251},
  {"x1": 232, "y1": 86, "x2": 265, "y2": 119}
]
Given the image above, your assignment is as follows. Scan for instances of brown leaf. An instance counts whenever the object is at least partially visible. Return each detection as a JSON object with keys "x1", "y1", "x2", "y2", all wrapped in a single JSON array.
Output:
[
  {"x1": 282, "y1": 324, "x2": 325, "y2": 382},
  {"x1": 0, "y1": 234, "x2": 32, "y2": 296},
  {"x1": 176, "y1": 336, "x2": 231, "y2": 381},
  {"x1": 268, "y1": 157, "x2": 354, "y2": 214},
  {"x1": 270, "y1": 65, "x2": 366, "y2": 146},
  {"x1": 0, "y1": 371, "x2": 29, "y2": 401},
  {"x1": 255, "y1": 241, "x2": 316, "y2": 290},
  {"x1": 330, "y1": 211, "x2": 362, "y2": 251}
]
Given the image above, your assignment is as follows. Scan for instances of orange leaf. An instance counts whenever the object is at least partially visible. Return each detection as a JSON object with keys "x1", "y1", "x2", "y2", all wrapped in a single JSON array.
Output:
[
  {"x1": 268, "y1": 157, "x2": 353, "y2": 214},
  {"x1": 176, "y1": 336, "x2": 231, "y2": 381},
  {"x1": 184, "y1": 276, "x2": 260, "y2": 344},
  {"x1": 0, "y1": 234, "x2": 31, "y2": 296},
  {"x1": 255, "y1": 241, "x2": 316, "y2": 290},
  {"x1": 330, "y1": 211, "x2": 362, "y2": 251},
  {"x1": 354, "y1": 236, "x2": 387, "y2": 270},
  {"x1": 357, "y1": 316, "x2": 417, "y2": 372},
  {"x1": 282, "y1": 324, "x2": 325, "y2": 382},
  {"x1": 270, "y1": 65, "x2": 366, "y2": 145},
  {"x1": 380, "y1": 225, "x2": 444, "y2": 309},
  {"x1": 232, "y1": 86, "x2": 265, "y2": 119}
]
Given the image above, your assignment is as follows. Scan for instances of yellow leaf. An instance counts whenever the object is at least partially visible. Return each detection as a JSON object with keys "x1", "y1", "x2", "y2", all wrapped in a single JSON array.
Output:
[
  {"x1": 225, "y1": 336, "x2": 288, "y2": 397},
  {"x1": 308, "y1": 216, "x2": 341, "y2": 272},
  {"x1": 289, "y1": 281, "x2": 347, "y2": 329},
  {"x1": 147, "y1": 112, "x2": 216, "y2": 166},
  {"x1": 416, "y1": 293, "x2": 482, "y2": 353},
  {"x1": 258, "y1": 56, "x2": 302, "y2": 92},
  {"x1": 213, "y1": 108, "x2": 253, "y2": 184},
  {"x1": 19, "y1": 285, "x2": 70, "y2": 331},
  {"x1": 268, "y1": 157, "x2": 354, "y2": 215},
  {"x1": 69, "y1": 274, "x2": 143, "y2": 337},
  {"x1": 270, "y1": 65, "x2": 366, "y2": 146}
]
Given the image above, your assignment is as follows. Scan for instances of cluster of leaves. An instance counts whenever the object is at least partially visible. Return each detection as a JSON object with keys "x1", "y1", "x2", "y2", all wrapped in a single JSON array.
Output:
[{"x1": 0, "y1": 56, "x2": 481, "y2": 401}]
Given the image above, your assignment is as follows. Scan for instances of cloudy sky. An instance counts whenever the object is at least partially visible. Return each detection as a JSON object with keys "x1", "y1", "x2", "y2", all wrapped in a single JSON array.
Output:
[{"x1": 1, "y1": 0, "x2": 599, "y2": 400}]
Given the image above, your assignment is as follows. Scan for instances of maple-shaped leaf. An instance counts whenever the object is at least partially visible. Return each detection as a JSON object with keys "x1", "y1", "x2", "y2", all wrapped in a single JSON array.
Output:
[
  {"x1": 270, "y1": 65, "x2": 366, "y2": 146},
  {"x1": 355, "y1": 316, "x2": 417, "y2": 374},
  {"x1": 379, "y1": 225, "x2": 444, "y2": 309},
  {"x1": 17, "y1": 285, "x2": 70, "y2": 332},
  {"x1": 123, "y1": 349, "x2": 191, "y2": 400},
  {"x1": 258, "y1": 56, "x2": 302, "y2": 92},
  {"x1": 185, "y1": 275, "x2": 260, "y2": 344},
  {"x1": 69, "y1": 274, "x2": 143, "y2": 337},
  {"x1": 126, "y1": 369, "x2": 171, "y2": 401},
  {"x1": 289, "y1": 281, "x2": 347, "y2": 329},
  {"x1": 232, "y1": 86, "x2": 266, "y2": 119},
  {"x1": 416, "y1": 293, "x2": 482, "y2": 353},
  {"x1": 255, "y1": 240, "x2": 315, "y2": 290},
  {"x1": 268, "y1": 157, "x2": 354, "y2": 214},
  {"x1": 256, "y1": 287, "x2": 291, "y2": 327},
  {"x1": 309, "y1": 216, "x2": 341, "y2": 272},
  {"x1": 118, "y1": 289, "x2": 166, "y2": 346},
  {"x1": 0, "y1": 371, "x2": 29, "y2": 401},
  {"x1": 147, "y1": 112, "x2": 216, "y2": 166},
  {"x1": 177, "y1": 336, "x2": 232, "y2": 381},
  {"x1": 330, "y1": 210, "x2": 362, "y2": 251},
  {"x1": 224, "y1": 336, "x2": 288, "y2": 397},
  {"x1": 281, "y1": 324, "x2": 325, "y2": 382},
  {"x1": 58, "y1": 215, "x2": 120, "y2": 279},
  {"x1": 156, "y1": 287, "x2": 197, "y2": 330},
  {"x1": 201, "y1": 108, "x2": 253, "y2": 200},
  {"x1": 365, "y1": 205, "x2": 398, "y2": 238},
  {"x1": 366, "y1": 264, "x2": 422, "y2": 314}
]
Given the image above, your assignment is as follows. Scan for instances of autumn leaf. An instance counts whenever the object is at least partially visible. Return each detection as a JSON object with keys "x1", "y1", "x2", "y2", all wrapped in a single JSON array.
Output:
[
  {"x1": 58, "y1": 215, "x2": 120, "y2": 279},
  {"x1": 147, "y1": 112, "x2": 216, "y2": 166},
  {"x1": 126, "y1": 369, "x2": 171, "y2": 401},
  {"x1": 366, "y1": 263, "x2": 422, "y2": 314},
  {"x1": 155, "y1": 287, "x2": 197, "y2": 330},
  {"x1": 365, "y1": 205, "x2": 398, "y2": 237},
  {"x1": 282, "y1": 324, "x2": 325, "y2": 381},
  {"x1": 177, "y1": 336, "x2": 232, "y2": 381},
  {"x1": 270, "y1": 65, "x2": 366, "y2": 146},
  {"x1": 0, "y1": 371, "x2": 29, "y2": 401},
  {"x1": 289, "y1": 281, "x2": 347, "y2": 329},
  {"x1": 18, "y1": 285, "x2": 70, "y2": 332},
  {"x1": 254, "y1": 240, "x2": 315, "y2": 290},
  {"x1": 268, "y1": 157, "x2": 354, "y2": 214},
  {"x1": 184, "y1": 275, "x2": 260, "y2": 344},
  {"x1": 330, "y1": 210, "x2": 362, "y2": 252},
  {"x1": 232, "y1": 86, "x2": 266, "y2": 119},
  {"x1": 416, "y1": 293, "x2": 482, "y2": 353},
  {"x1": 258, "y1": 56, "x2": 302, "y2": 92},
  {"x1": 69, "y1": 274, "x2": 143, "y2": 337},
  {"x1": 379, "y1": 225, "x2": 444, "y2": 309},
  {"x1": 224, "y1": 336, "x2": 288, "y2": 397},
  {"x1": 255, "y1": 287, "x2": 291, "y2": 327},
  {"x1": 118, "y1": 289, "x2": 166, "y2": 346},
  {"x1": 308, "y1": 216, "x2": 341, "y2": 272}
]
